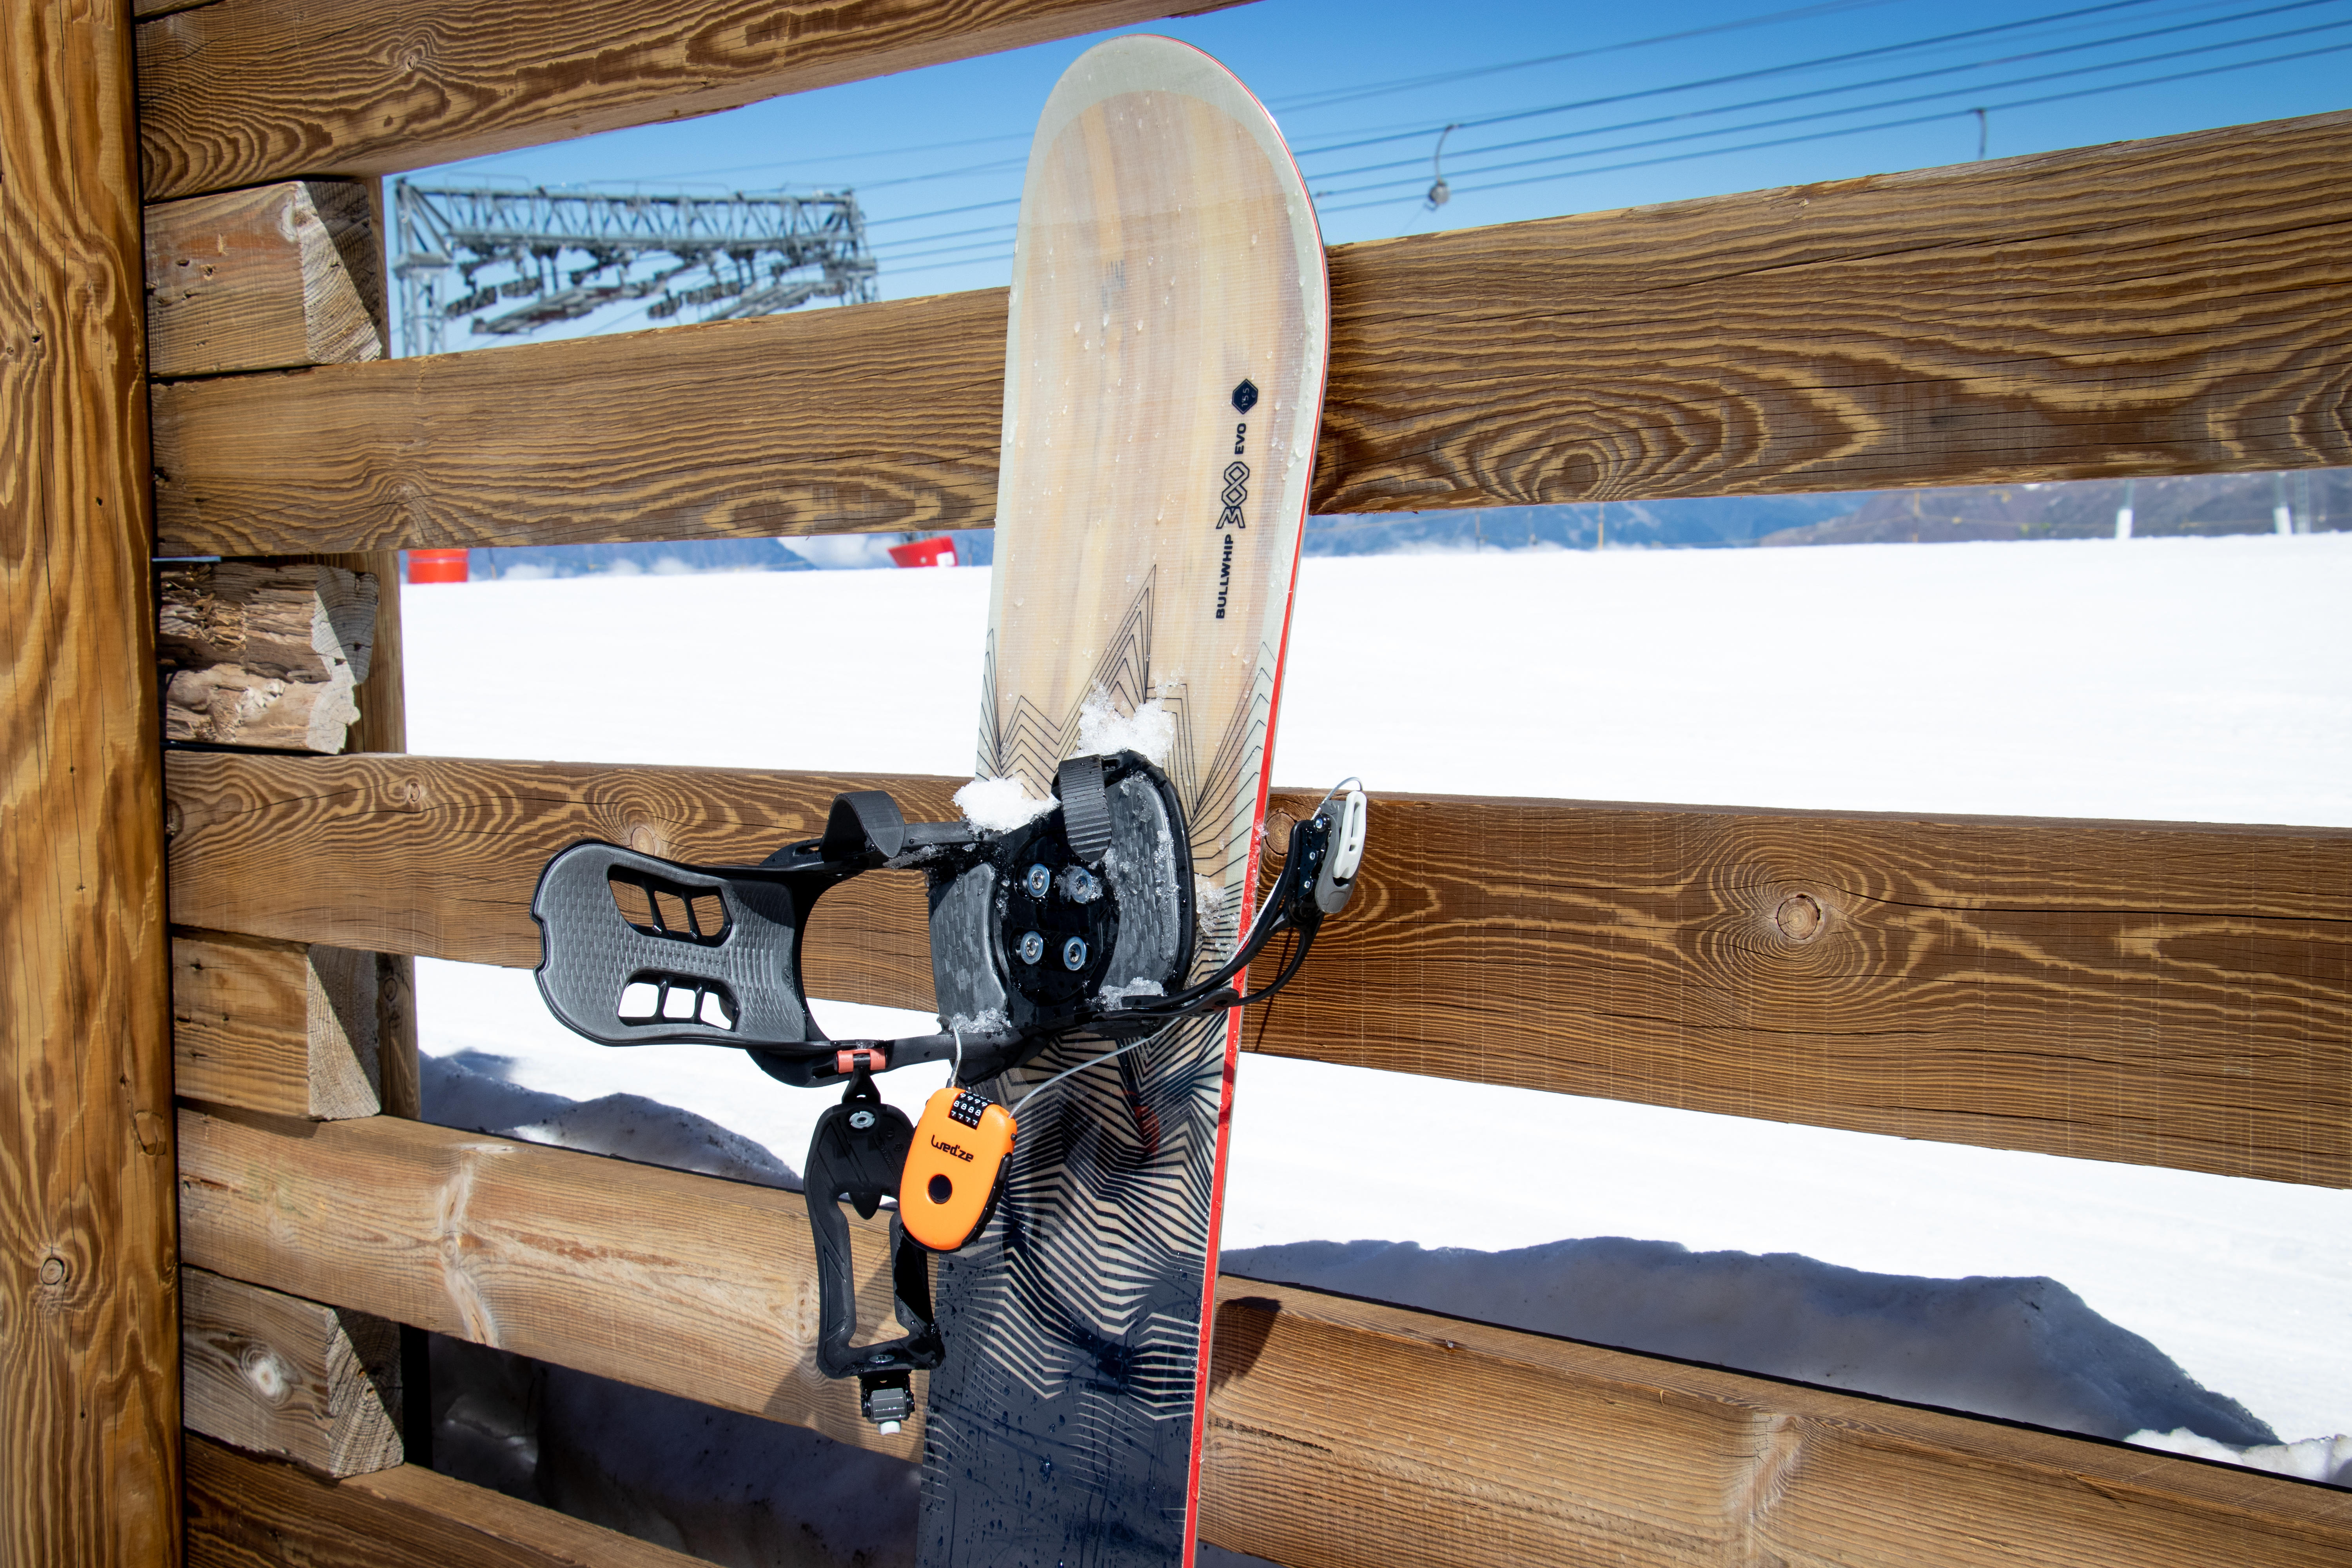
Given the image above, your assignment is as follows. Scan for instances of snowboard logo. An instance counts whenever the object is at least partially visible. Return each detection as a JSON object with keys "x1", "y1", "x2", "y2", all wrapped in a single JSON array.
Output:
[
  {"x1": 1217, "y1": 385, "x2": 1252, "y2": 534},
  {"x1": 1218, "y1": 461, "x2": 1250, "y2": 531}
]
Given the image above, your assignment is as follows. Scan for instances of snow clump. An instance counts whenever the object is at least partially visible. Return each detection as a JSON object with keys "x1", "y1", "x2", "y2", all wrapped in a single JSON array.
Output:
[
  {"x1": 2128, "y1": 1427, "x2": 2352, "y2": 1485},
  {"x1": 955, "y1": 775, "x2": 1055, "y2": 832},
  {"x1": 1075, "y1": 688, "x2": 1176, "y2": 765}
]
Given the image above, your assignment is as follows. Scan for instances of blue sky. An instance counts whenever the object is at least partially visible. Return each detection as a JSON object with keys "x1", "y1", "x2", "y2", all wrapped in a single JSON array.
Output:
[{"x1": 399, "y1": 0, "x2": 2352, "y2": 342}]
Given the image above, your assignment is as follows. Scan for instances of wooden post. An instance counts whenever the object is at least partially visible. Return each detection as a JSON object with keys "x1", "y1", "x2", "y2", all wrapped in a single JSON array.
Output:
[{"x1": 2, "y1": 0, "x2": 182, "y2": 1561}]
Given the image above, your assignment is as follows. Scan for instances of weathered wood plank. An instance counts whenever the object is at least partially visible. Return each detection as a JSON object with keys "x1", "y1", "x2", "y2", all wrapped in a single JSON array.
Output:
[
  {"x1": 266, "y1": 183, "x2": 413, "y2": 761},
  {"x1": 172, "y1": 932, "x2": 383, "y2": 1120},
  {"x1": 153, "y1": 287, "x2": 1005, "y2": 555},
  {"x1": 181, "y1": 1269, "x2": 401, "y2": 1478},
  {"x1": 152, "y1": 170, "x2": 426, "y2": 1135},
  {"x1": 148, "y1": 112, "x2": 2352, "y2": 555},
  {"x1": 143, "y1": 181, "x2": 382, "y2": 377},
  {"x1": 176, "y1": 1105, "x2": 919, "y2": 1459},
  {"x1": 1198, "y1": 1280, "x2": 2352, "y2": 1568},
  {"x1": 158, "y1": 561, "x2": 378, "y2": 752},
  {"x1": 185, "y1": 1436, "x2": 701, "y2": 1568},
  {"x1": 181, "y1": 1276, "x2": 2352, "y2": 1568},
  {"x1": 161, "y1": 751, "x2": 2352, "y2": 1187},
  {"x1": 162, "y1": 750, "x2": 949, "y2": 998},
  {"x1": 1314, "y1": 110, "x2": 2352, "y2": 517},
  {"x1": 135, "y1": 0, "x2": 1250, "y2": 201},
  {"x1": 0, "y1": 0, "x2": 183, "y2": 1560},
  {"x1": 1253, "y1": 791, "x2": 2352, "y2": 1187}
]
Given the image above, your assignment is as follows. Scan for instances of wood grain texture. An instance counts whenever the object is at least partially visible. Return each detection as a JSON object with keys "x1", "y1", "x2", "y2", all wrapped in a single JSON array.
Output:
[
  {"x1": 180, "y1": 1280, "x2": 2352, "y2": 1568},
  {"x1": 163, "y1": 749, "x2": 955, "y2": 989},
  {"x1": 148, "y1": 112, "x2": 2352, "y2": 555},
  {"x1": 282, "y1": 187, "x2": 413, "y2": 760},
  {"x1": 1198, "y1": 1279, "x2": 2352, "y2": 1568},
  {"x1": 143, "y1": 181, "x2": 382, "y2": 377},
  {"x1": 372, "y1": 952, "x2": 421, "y2": 1120},
  {"x1": 158, "y1": 562, "x2": 378, "y2": 751},
  {"x1": 135, "y1": 0, "x2": 1249, "y2": 201},
  {"x1": 177, "y1": 1105, "x2": 920, "y2": 1460},
  {"x1": 1311, "y1": 108, "x2": 2352, "y2": 515},
  {"x1": 1249, "y1": 790, "x2": 2352, "y2": 1187},
  {"x1": 180, "y1": 1269, "x2": 401, "y2": 1477},
  {"x1": 163, "y1": 751, "x2": 2352, "y2": 1187},
  {"x1": 184, "y1": 1436, "x2": 702, "y2": 1568},
  {"x1": 153, "y1": 288, "x2": 1006, "y2": 555},
  {"x1": 172, "y1": 933, "x2": 382, "y2": 1120},
  {"x1": 0, "y1": 0, "x2": 184, "y2": 1561}
]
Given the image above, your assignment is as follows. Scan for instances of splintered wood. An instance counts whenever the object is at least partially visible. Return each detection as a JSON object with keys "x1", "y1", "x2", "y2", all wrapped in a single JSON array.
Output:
[{"x1": 158, "y1": 561, "x2": 378, "y2": 751}]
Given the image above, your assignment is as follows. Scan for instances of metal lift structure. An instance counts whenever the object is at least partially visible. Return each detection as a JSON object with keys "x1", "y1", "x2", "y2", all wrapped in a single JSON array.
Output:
[{"x1": 392, "y1": 180, "x2": 877, "y2": 357}]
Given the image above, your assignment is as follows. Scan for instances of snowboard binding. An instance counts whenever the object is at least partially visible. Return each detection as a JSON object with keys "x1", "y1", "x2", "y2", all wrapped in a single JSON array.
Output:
[
  {"x1": 801, "y1": 1057, "x2": 943, "y2": 1433},
  {"x1": 530, "y1": 754, "x2": 1368, "y2": 1426},
  {"x1": 530, "y1": 751, "x2": 1214, "y2": 1085}
]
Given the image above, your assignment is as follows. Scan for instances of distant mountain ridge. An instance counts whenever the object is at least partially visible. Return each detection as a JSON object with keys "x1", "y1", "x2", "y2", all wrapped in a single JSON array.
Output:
[
  {"x1": 435, "y1": 471, "x2": 2347, "y2": 578},
  {"x1": 1760, "y1": 470, "x2": 2348, "y2": 547}
]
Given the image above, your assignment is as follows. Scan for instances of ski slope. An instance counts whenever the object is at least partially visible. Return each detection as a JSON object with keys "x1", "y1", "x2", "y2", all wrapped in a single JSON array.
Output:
[{"x1": 404, "y1": 531, "x2": 2352, "y2": 1453}]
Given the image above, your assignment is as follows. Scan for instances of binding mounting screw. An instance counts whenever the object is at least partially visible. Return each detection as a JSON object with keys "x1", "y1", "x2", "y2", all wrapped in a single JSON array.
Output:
[
  {"x1": 1018, "y1": 931, "x2": 1045, "y2": 965},
  {"x1": 1062, "y1": 936, "x2": 1089, "y2": 970},
  {"x1": 1025, "y1": 864, "x2": 1052, "y2": 898}
]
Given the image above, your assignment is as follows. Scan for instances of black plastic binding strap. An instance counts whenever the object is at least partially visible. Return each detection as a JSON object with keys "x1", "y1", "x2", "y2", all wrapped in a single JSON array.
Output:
[
  {"x1": 1056, "y1": 754, "x2": 1114, "y2": 864},
  {"x1": 820, "y1": 790, "x2": 907, "y2": 861},
  {"x1": 802, "y1": 1065, "x2": 942, "y2": 1429}
]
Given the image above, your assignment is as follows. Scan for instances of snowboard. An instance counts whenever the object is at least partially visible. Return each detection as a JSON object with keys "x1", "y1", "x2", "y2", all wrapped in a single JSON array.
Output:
[{"x1": 920, "y1": 35, "x2": 1329, "y2": 1568}]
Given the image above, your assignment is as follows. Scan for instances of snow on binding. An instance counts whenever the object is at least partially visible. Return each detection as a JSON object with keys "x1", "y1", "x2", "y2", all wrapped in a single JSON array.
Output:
[{"x1": 528, "y1": 34, "x2": 1338, "y2": 1567}]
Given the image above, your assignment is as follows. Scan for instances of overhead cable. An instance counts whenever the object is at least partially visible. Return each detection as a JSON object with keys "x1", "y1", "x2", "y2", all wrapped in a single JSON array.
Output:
[
  {"x1": 1317, "y1": 34, "x2": 2352, "y2": 211},
  {"x1": 1304, "y1": 7, "x2": 2352, "y2": 195}
]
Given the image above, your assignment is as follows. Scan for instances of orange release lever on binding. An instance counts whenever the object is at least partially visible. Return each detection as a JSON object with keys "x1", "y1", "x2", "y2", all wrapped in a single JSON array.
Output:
[{"x1": 901, "y1": 1087, "x2": 1016, "y2": 1252}]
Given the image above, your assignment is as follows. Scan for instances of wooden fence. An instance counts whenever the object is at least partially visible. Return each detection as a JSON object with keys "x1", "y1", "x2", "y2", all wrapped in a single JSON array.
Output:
[{"x1": 5, "y1": 0, "x2": 2350, "y2": 1563}]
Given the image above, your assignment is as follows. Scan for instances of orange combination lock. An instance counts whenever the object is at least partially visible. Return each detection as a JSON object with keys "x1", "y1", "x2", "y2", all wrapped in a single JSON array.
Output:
[{"x1": 900, "y1": 1087, "x2": 1017, "y2": 1251}]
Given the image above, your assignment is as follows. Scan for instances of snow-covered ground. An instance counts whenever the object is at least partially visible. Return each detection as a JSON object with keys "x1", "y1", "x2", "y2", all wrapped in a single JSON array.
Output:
[
  {"x1": 405, "y1": 532, "x2": 2352, "y2": 1464},
  {"x1": 410, "y1": 532, "x2": 2352, "y2": 824}
]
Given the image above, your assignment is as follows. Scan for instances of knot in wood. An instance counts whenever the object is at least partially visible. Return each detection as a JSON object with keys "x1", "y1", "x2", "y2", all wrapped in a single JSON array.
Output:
[
  {"x1": 240, "y1": 1345, "x2": 293, "y2": 1405},
  {"x1": 1775, "y1": 893, "x2": 1824, "y2": 943},
  {"x1": 1262, "y1": 811, "x2": 1297, "y2": 859},
  {"x1": 164, "y1": 799, "x2": 183, "y2": 840},
  {"x1": 38, "y1": 1255, "x2": 68, "y2": 1287}
]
